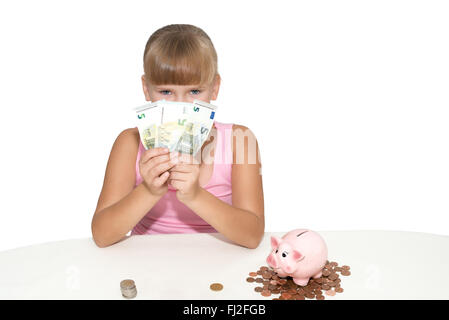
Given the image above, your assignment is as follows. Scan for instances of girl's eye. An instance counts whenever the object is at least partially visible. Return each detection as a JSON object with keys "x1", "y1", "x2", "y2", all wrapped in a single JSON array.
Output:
[
  {"x1": 159, "y1": 90, "x2": 200, "y2": 95},
  {"x1": 282, "y1": 252, "x2": 288, "y2": 258}
]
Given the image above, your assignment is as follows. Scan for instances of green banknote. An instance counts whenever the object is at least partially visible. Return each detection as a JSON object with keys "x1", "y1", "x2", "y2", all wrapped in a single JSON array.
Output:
[
  {"x1": 133, "y1": 101, "x2": 162, "y2": 150},
  {"x1": 133, "y1": 99, "x2": 217, "y2": 155}
]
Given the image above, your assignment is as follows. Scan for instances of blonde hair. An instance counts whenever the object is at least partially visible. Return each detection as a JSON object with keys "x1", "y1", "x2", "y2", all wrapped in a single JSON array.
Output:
[{"x1": 143, "y1": 24, "x2": 219, "y2": 87}]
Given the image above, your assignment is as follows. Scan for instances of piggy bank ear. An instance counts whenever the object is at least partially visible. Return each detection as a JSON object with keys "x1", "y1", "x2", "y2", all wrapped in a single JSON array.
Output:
[
  {"x1": 270, "y1": 236, "x2": 282, "y2": 250},
  {"x1": 292, "y1": 250, "x2": 305, "y2": 262}
]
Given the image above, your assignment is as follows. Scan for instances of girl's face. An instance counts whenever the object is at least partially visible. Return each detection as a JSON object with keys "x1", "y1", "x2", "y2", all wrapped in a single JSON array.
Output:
[{"x1": 141, "y1": 75, "x2": 220, "y2": 104}]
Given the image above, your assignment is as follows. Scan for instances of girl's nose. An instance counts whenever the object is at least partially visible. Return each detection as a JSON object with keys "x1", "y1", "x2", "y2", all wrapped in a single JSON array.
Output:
[{"x1": 172, "y1": 95, "x2": 194, "y2": 103}]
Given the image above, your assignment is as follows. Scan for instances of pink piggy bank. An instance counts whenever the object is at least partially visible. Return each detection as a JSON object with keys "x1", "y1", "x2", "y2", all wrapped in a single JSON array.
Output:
[{"x1": 266, "y1": 229, "x2": 328, "y2": 286}]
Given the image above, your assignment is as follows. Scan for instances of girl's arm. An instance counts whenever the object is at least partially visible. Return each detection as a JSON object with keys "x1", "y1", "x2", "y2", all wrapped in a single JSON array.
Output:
[
  {"x1": 91, "y1": 128, "x2": 167, "y2": 248},
  {"x1": 175, "y1": 125, "x2": 265, "y2": 249},
  {"x1": 92, "y1": 184, "x2": 163, "y2": 248}
]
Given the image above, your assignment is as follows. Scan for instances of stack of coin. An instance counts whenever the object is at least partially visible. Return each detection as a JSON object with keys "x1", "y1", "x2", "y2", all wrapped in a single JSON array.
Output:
[
  {"x1": 246, "y1": 261, "x2": 350, "y2": 300},
  {"x1": 120, "y1": 279, "x2": 137, "y2": 299}
]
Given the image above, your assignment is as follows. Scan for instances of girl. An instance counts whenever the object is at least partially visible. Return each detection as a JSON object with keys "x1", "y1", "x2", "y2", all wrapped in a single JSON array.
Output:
[{"x1": 91, "y1": 24, "x2": 264, "y2": 249}]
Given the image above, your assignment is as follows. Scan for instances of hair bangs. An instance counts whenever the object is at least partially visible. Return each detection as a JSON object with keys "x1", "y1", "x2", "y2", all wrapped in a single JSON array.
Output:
[{"x1": 143, "y1": 25, "x2": 218, "y2": 87}]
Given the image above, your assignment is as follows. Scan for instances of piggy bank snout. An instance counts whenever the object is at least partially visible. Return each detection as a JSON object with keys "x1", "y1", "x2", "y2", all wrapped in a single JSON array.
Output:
[{"x1": 266, "y1": 254, "x2": 277, "y2": 268}]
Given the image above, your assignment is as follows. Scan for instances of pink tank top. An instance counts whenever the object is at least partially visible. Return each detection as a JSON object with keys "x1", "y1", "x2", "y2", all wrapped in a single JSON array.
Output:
[{"x1": 131, "y1": 121, "x2": 233, "y2": 235}]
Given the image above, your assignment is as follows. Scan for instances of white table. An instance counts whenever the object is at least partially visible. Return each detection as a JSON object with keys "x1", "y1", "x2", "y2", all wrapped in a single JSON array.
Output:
[{"x1": 0, "y1": 230, "x2": 448, "y2": 299}]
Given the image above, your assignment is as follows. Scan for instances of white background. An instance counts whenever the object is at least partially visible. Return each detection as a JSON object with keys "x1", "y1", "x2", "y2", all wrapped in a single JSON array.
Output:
[{"x1": 0, "y1": 0, "x2": 448, "y2": 252}]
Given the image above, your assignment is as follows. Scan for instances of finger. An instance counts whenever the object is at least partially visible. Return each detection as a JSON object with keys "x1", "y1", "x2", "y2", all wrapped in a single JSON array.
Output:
[
  {"x1": 140, "y1": 154, "x2": 172, "y2": 177},
  {"x1": 169, "y1": 171, "x2": 188, "y2": 181},
  {"x1": 170, "y1": 179, "x2": 182, "y2": 190},
  {"x1": 167, "y1": 163, "x2": 193, "y2": 173},
  {"x1": 146, "y1": 152, "x2": 178, "y2": 169},
  {"x1": 153, "y1": 171, "x2": 170, "y2": 187},
  {"x1": 177, "y1": 153, "x2": 196, "y2": 164},
  {"x1": 169, "y1": 151, "x2": 181, "y2": 159},
  {"x1": 140, "y1": 147, "x2": 169, "y2": 164},
  {"x1": 148, "y1": 158, "x2": 179, "y2": 180}
]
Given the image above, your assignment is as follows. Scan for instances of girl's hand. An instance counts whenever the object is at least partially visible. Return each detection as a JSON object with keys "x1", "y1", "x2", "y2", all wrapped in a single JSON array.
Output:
[
  {"x1": 139, "y1": 147, "x2": 179, "y2": 197},
  {"x1": 168, "y1": 154, "x2": 201, "y2": 202}
]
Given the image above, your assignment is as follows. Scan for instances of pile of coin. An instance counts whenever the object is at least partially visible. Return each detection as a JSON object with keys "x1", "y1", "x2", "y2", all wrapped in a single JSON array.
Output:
[
  {"x1": 120, "y1": 279, "x2": 137, "y2": 299},
  {"x1": 246, "y1": 261, "x2": 350, "y2": 300}
]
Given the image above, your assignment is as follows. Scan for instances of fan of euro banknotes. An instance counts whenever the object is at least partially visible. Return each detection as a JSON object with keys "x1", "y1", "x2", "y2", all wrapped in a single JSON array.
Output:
[{"x1": 133, "y1": 99, "x2": 217, "y2": 155}]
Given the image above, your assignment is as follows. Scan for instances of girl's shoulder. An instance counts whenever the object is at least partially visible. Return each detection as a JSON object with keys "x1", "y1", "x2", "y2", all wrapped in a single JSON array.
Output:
[
  {"x1": 113, "y1": 127, "x2": 141, "y2": 158},
  {"x1": 215, "y1": 122, "x2": 251, "y2": 133},
  {"x1": 229, "y1": 123, "x2": 257, "y2": 139},
  {"x1": 231, "y1": 123, "x2": 247, "y2": 131},
  {"x1": 220, "y1": 123, "x2": 259, "y2": 147},
  {"x1": 99, "y1": 127, "x2": 140, "y2": 200},
  {"x1": 227, "y1": 123, "x2": 260, "y2": 165},
  {"x1": 120, "y1": 127, "x2": 140, "y2": 147}
]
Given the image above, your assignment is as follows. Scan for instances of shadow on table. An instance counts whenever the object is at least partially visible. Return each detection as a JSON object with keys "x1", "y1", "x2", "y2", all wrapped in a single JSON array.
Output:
[
  {"x1": 117, "y1": 235, "x2": 131, "y2": 244},
  {"x1": 206, "y1": 232, "x2": 241, "y2": 246},
  {"x1": 116, "y1": 232, "x2": 241, "y2": 247}
]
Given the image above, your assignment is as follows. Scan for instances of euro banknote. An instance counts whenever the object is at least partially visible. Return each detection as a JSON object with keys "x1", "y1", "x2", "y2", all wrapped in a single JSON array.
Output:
[{"x1": 133, "y1": 99, "x2": 217, "y2": 155}]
